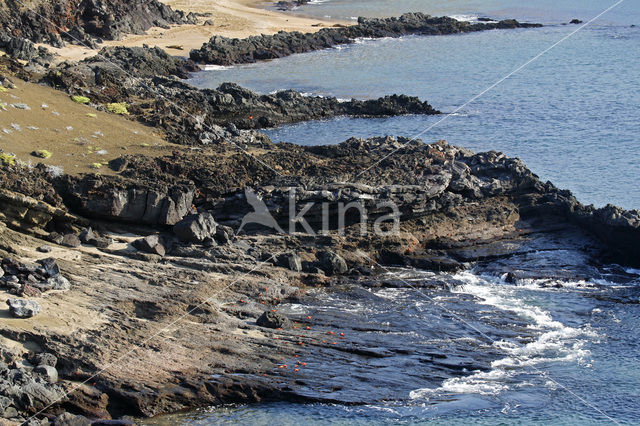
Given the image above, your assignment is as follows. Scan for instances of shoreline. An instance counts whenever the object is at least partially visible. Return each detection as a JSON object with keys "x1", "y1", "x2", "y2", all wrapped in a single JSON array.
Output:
[
  {"x1": 0, "y1": 2, "x2": 638, "y2": 424},
  {"x1": 42, "y1": 0, "x2": 350, "y2": 63}
]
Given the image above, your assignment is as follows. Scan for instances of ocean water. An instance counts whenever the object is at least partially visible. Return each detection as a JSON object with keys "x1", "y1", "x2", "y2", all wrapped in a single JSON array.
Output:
[
  {"x1": 159, "y1": 1, "x2": 640, "y2": 424},
  {"x1": 189, "y1": 0, "x2": 640, "y2": 210}
]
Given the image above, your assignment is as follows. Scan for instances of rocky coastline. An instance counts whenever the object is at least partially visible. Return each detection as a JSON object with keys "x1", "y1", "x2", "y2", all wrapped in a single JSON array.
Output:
[
  {"x1": 1, "y1": 127, "x2": 639, "y2": 423},
  {"x1": 190, "y1": 13, "x2": 542, "y2": 65},
  {"x1": 0, "y1": 5, "x2": 638, "y2": 425}
]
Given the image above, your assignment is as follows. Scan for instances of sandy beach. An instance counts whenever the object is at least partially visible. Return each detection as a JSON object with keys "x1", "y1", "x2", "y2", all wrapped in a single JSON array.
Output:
[{"x1": 43, "y1": 0, "x2": 349, "y2": 62}]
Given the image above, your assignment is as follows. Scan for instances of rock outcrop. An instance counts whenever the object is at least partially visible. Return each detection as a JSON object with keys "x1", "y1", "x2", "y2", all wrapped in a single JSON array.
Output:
[
  {"x1": 191, "y1": 13, "x2": 542, "y2": 65},
  {"x1": 60, "y1": 175, "x2": 195, "y2": 226},
  {"x1": 41, "y1": 53, "x2": 440, "y2": 143},
  {"x1": 0, "y1": 0, "x2": 197, "y2": 46}
]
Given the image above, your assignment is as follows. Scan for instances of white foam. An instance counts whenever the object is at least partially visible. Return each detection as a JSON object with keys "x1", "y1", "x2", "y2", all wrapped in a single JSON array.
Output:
[
  {"x1": 448, "y1": 14, "x2": 479, "y2": 23},
  {"x1": 203, "y1": 64, "x2": 232, "y2": 71},
  {"x1": 410, "y1": 271, "x2": 598, "y2": 400},
  {"x1": 410, "y1": 369, "x2": 509, "y2": 399}
]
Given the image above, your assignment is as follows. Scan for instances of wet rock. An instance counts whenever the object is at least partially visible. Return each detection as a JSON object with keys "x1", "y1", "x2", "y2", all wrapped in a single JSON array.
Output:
[
  {"x1": 61, "y1": 234, "x2": 81, "y2": 248},
  {"x1": 6, "y1": 299, "x2": 41, "y2": 318},
  {"x1": 256, "y1": 310, "x2": 293, "y2": 329},
  {"x1": 173, "y1": 213, "x2": 217, "y2": 243},
  {"x1": 276, "y1": 252, "x2": 302, "y2": 272},
  {"x1": 317, "y1": 250, "x2": 348, "y2": 276},
  {"x1": 404, "y1": 253, "x2": 464, "y2": 272},
  {"x1": 133, "y1": 235, "x2": 166, "y2": 257},
  {"x1": 33, "y1": 365, "x2": 58, "y2": 383}
]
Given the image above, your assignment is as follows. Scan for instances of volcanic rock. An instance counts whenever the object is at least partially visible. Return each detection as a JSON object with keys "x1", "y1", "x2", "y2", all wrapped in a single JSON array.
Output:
[
  {"x1": 173, "y1": 213, "x2": 217, "y2": 243},
  {"x1": 6, "y1": 299, "x2": 41, "y2": 318},
  {"x1": 256, "y1": 311, "x2": 293, "y2": 329}
]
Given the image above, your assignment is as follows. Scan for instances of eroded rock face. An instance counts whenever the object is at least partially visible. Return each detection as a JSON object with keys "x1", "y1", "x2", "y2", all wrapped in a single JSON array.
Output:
[
  {"x1": 191, "y1": 13, "x2": 542, "y2": 65},
  {"x1": 61, "y1": 176, "x2": 195, "y2": 226}
]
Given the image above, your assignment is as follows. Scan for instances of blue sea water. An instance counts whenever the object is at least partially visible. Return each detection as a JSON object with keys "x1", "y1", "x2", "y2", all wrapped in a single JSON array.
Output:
[
  {"x1": 188, "y1": 0, "x2": 640, "y2": 210},
  {"x1": 153, "y1": 1, "x2": 640, "y2": 424}
]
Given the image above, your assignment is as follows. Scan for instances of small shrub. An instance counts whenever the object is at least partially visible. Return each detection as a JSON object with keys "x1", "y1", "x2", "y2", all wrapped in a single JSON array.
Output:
[
  {"x1": 71, "y1": 95, "x2": 90, "y2": 104},
  {"x1": 86, "y1": 113, "x2": 97, "y2": 118},
  {"x1": 0, "y1": 86, "x2": 7, "y2": 93},
  {"x1": 31, "y1": 149, "x2": 52, "y2": 159},
  {"x1": 106, "y1": 102, "x2": 129, "y2": 115},
  {"x1": 89, "y1": 162, "x2": 102, "y2": 169},
  {"x1": 0, "y1": 153, "x2": 16, "y2": 166}
]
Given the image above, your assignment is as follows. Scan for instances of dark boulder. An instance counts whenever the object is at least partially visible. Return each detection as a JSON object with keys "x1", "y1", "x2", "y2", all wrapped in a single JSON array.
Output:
[
  {"x1": 61, "y1": 234, "x2": 81, "y2": 248},
  {"x1": 79, "y1": 227, "x2": 97, "y2": 244},
  {"x1": 276, "y1": 252, "x2": 302, "y2": 272},
  {"x1": 132, "y1": 235, "x2": 166, "y2": 257},
  {"x1": 37, "y1": 258, "x2": 60, "y2": 277},
  {"x1": 317, "y1": 250, "x2": 348, "y2": 275},
  {"x1": 173, "y1": 213, "x2": 217, "y2": 243},
  {"x1": 256, "y1": 310, "x2": 293, "y2": 329}
]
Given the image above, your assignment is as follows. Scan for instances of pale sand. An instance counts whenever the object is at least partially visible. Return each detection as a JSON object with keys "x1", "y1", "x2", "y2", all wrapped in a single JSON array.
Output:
[{"x1": 43, "y1": 0, "x2": 350, "y2": 62}]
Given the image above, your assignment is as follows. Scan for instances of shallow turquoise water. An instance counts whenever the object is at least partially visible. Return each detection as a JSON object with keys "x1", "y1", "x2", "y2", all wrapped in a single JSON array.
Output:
[
  {"x1": 189, "y1": 0, "x2": 640, "y2": 210},
  {"x1": 171, "y1": 1, "x2": 640, "y2": 424}
]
